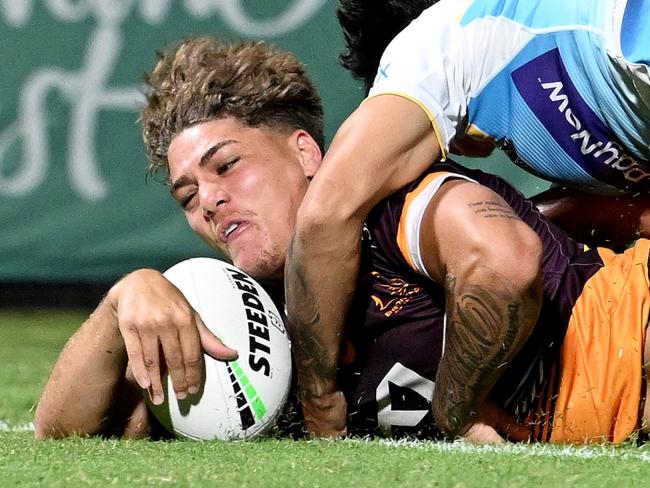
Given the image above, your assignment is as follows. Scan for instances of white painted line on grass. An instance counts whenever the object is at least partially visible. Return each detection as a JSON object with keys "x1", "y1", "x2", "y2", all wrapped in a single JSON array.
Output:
[
  {"x1": 2, "y1": 419, "x2": 649, "y2": 462},
  {"x1": 365, "y1": 438, "x2": 650, "y2": 461},
  {"x1": 0, "y1": 420, "x2": 34, "y2": 432}
]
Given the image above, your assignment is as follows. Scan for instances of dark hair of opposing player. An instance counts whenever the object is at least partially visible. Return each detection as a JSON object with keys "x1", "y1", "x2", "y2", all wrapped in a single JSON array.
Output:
[
  {"x1": 336, "y1": 0, "x2": 438, "y2": 94},
  {"x1": 141, "y1": 36, "x2": 324, "y2": 182}
]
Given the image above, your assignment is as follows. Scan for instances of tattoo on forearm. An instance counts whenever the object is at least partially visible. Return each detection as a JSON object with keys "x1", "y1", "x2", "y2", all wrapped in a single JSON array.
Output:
[
  {"x1": 284, "y1": 255, "x2": 337, "y2": 395},
  {"x1": 432, "y1": 274, "x2": 535, "y2": 436},
  {"x1": 467, "y1": 200, "x2": 518, "y2": 220}
]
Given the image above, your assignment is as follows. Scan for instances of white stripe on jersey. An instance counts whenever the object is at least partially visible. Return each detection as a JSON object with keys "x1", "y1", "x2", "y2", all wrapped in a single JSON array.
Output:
[{"x1": 401, "y1": 172, "x2": 476, "y2": 278}]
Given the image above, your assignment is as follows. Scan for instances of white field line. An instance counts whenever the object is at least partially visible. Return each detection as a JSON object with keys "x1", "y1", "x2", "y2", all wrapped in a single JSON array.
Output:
[
  {"x1": 2, "y1": 420, "x2": 649, "y2": 461},
  {"x1": 349, "y1": 438, "x2": 650, "y2": 461},
  {"x1": 0, "y1": 420, "x2": 34, "y2": 432}
]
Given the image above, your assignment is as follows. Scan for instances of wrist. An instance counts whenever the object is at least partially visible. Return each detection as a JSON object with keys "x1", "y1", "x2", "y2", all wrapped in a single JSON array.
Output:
[
  {"x1": 432, "y1": 390, "x2": 472, "y2": 438},
  {"x1": 300, "y1": 390, "x2": 347, "y2": 438},
  {"x1": 107, "y1": 268, "x2": 160, "y2": 310}
]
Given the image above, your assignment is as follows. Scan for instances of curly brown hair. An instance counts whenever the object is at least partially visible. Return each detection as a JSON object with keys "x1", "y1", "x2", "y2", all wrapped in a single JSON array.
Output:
[{"x1": 142, "y1": 36, "x2": 324, "y2": 180}]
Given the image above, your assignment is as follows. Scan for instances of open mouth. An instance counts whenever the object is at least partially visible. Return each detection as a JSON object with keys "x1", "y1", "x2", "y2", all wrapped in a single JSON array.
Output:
[{"x1": 224, "y1": 222, "x2": 240, "y2": 238}]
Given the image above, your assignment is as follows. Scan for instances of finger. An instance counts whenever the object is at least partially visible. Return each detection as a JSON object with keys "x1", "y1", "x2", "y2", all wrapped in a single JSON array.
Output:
[
  {"x1": 158, "y1": 329, "x2": 188, "y2": 401},
  {"x1": 120, "y1": 326, "x2": 150, "y2": 391},
  {"x1": 140, "y1": 332, "x2": 165, "y2": 405},
  {"x1": 178, "y1": 315, "x2": 204, "y2": 395},
  {"x1": 196, "y1": 315, "x2": 238, "y2": 361}
]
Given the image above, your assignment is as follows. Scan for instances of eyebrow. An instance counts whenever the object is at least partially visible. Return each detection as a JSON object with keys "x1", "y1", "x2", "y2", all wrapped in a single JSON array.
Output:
[
  {"x1": 170, "y1": 139, "x2": 239, "y2": 194},
  {"x1": 199, "y1": 139, "x2": 238, "y2": 167}
]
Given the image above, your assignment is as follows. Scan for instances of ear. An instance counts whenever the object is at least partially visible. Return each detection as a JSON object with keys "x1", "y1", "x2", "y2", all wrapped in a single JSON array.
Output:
[{"x1": 292, "y1": 130, "x2": 323, "y2": 178}]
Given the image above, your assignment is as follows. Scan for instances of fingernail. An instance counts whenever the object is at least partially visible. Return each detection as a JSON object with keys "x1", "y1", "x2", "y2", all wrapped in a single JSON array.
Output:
[
  {"x1": 153, "y1": 394, "x2": 164, "y2": 405},
  {"x1": 188, "y1": 385, "x2": 199, "y2": 395},
  {"x1": 176, "y1": 390, "x2": 187, "y2": 400}
]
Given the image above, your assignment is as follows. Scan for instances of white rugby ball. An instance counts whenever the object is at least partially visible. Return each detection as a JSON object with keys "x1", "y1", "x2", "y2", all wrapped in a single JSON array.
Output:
[{"x1": 146, "y1": 257, "x2": 292, "y2": 440}]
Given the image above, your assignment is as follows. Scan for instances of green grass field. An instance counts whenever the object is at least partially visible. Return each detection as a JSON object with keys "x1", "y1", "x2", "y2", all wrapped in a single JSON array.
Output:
[{"x1": 2, "y1": 309, "x2": 650, "y2": 487}]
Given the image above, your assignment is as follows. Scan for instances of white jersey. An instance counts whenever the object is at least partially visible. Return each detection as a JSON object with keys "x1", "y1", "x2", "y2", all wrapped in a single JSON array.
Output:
[{"x1": 368, "y1": 0, "x2": 650, "y2": 194}]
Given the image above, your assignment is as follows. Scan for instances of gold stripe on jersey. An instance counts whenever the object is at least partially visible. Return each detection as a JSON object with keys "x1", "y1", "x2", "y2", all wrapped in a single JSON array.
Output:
[
  {"x1": 364, "y1": 92, "x2": 448, "y2": 161},
  {"x1": 549, "y1": 239, "x2": 650, "y2": 444},
  {"x1": 466, "y1": 124, "x2": 489, "y2": 139},
  {"x1": 456, "y1": 0, "x2": 474, "y2": 22}
]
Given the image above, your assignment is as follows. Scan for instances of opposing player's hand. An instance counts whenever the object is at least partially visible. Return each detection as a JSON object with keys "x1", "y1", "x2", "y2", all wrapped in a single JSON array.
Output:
[
  {"x1": 300, "y1": 390, "x2": 347, "y2": 439},
  {"x1": 107, "y1": 269, "x2": 238, "y2": 405},
  {"x1": 459, "y1": 400, "x2": 530, "y2": 444}
]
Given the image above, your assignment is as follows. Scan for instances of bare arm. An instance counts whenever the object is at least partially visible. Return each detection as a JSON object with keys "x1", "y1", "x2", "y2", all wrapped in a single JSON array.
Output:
[
  {"x1": 532, "y1": 187, "x2": 650, "y2": 248},
  {"x1": 34, "y1": 296, "x2": 131, "y2": 439},
  {"x1": 285, "y1": 94, "x2": 442, "y2": 437},
  {"x1": 34, "y1": 269, "x2": 236, "y2": 439},
  {"x1": 419, "y1": 180, "x2": 543, "y2": 438}
]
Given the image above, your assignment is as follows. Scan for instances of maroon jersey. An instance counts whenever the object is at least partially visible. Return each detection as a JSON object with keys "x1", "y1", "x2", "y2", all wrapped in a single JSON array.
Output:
[{"x1": 340, "y1": 160, "x2": 606, "y2": 438}]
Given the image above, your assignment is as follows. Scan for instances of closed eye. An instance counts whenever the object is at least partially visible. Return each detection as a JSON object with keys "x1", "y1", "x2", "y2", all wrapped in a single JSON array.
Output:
[
  {"x1": 183, "y1": 194, "x2": 195, "y2": 209},
  {"x1": 216, "y1": 157, "x2": 240, "y2": 175},
  {"x1": 176, "y1": 190, "x2": 196, "y2": 210}
]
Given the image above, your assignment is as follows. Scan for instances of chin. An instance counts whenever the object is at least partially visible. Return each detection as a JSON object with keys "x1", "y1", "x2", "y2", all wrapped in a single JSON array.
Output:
[{"x1": 233, "y1": 256, "x2": 283, "y2": 283}]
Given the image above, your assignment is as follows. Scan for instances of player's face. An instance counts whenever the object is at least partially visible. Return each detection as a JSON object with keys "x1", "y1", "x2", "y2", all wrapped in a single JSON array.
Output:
[{"x1": 168, "y1": 118, "x2": 321, "y2": 284}]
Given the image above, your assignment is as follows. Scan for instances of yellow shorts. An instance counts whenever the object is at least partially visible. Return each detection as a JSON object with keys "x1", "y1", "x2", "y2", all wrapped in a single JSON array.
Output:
[{"x1": 542, "y1": 239, "x2": 650, "y2": 443}]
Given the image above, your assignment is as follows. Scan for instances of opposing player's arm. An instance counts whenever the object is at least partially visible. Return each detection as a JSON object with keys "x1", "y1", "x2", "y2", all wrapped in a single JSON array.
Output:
[
  {"x1": 286, "y1": 94, "x2": 442, "y2": 438},
  {"x1": 419, "y1": 179, "x2": 543, "y2": 438}
]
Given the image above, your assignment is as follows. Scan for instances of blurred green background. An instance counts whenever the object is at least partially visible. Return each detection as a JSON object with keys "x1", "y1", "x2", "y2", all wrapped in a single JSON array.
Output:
[{"x1": 0, "y1": 0, "x2": 549, "y2": 284}]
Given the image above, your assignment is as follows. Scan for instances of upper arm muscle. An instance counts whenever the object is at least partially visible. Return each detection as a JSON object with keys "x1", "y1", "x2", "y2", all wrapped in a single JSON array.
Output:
[{"x1": 418, "y1": 179, "x2": 540, "y2": 284}]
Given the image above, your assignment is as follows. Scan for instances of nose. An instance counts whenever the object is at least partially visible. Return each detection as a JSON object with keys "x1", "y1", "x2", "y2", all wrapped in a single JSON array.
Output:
[{"x1": 199, "y1": 185, "x2": 228, "y2": 220}]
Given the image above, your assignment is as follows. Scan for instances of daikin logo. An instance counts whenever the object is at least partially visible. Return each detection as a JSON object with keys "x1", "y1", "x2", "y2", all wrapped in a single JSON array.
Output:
[{"x1": 512, "y1": 48, "x2": 650, "y2": 189}]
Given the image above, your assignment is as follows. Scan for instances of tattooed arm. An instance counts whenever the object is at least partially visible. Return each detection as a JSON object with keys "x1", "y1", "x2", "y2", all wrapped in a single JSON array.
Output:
[
  {"x1": 285, "y1": 95, "x2": 441, "y2": 438},
  {"x1": 418, "y1": 179, "x2": 543, "y2": 439}
]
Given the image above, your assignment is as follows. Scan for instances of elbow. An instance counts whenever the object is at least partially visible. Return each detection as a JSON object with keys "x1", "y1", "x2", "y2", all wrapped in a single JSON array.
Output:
[
  {"x1": 33, "y1": 400, "x2": 61, "y2": 439},
  {"x1": 33, "y1": 402, "x2": 93, "y2": 440},
  {"x1": 486, "y1": 229, "x2": 544, "y2": 304},
  {"x1": 467, "y1": 227, "x2": 544, "y2": 301},
  {"x1": 294, "y1": 182, "x2": 366, "y2": 247},
  {"x1": 34, "y1": 417, "x2": 96, "y2": 440},
  {"x1": 33, "y1": 416, "x2": 69, "y2": 440}
]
